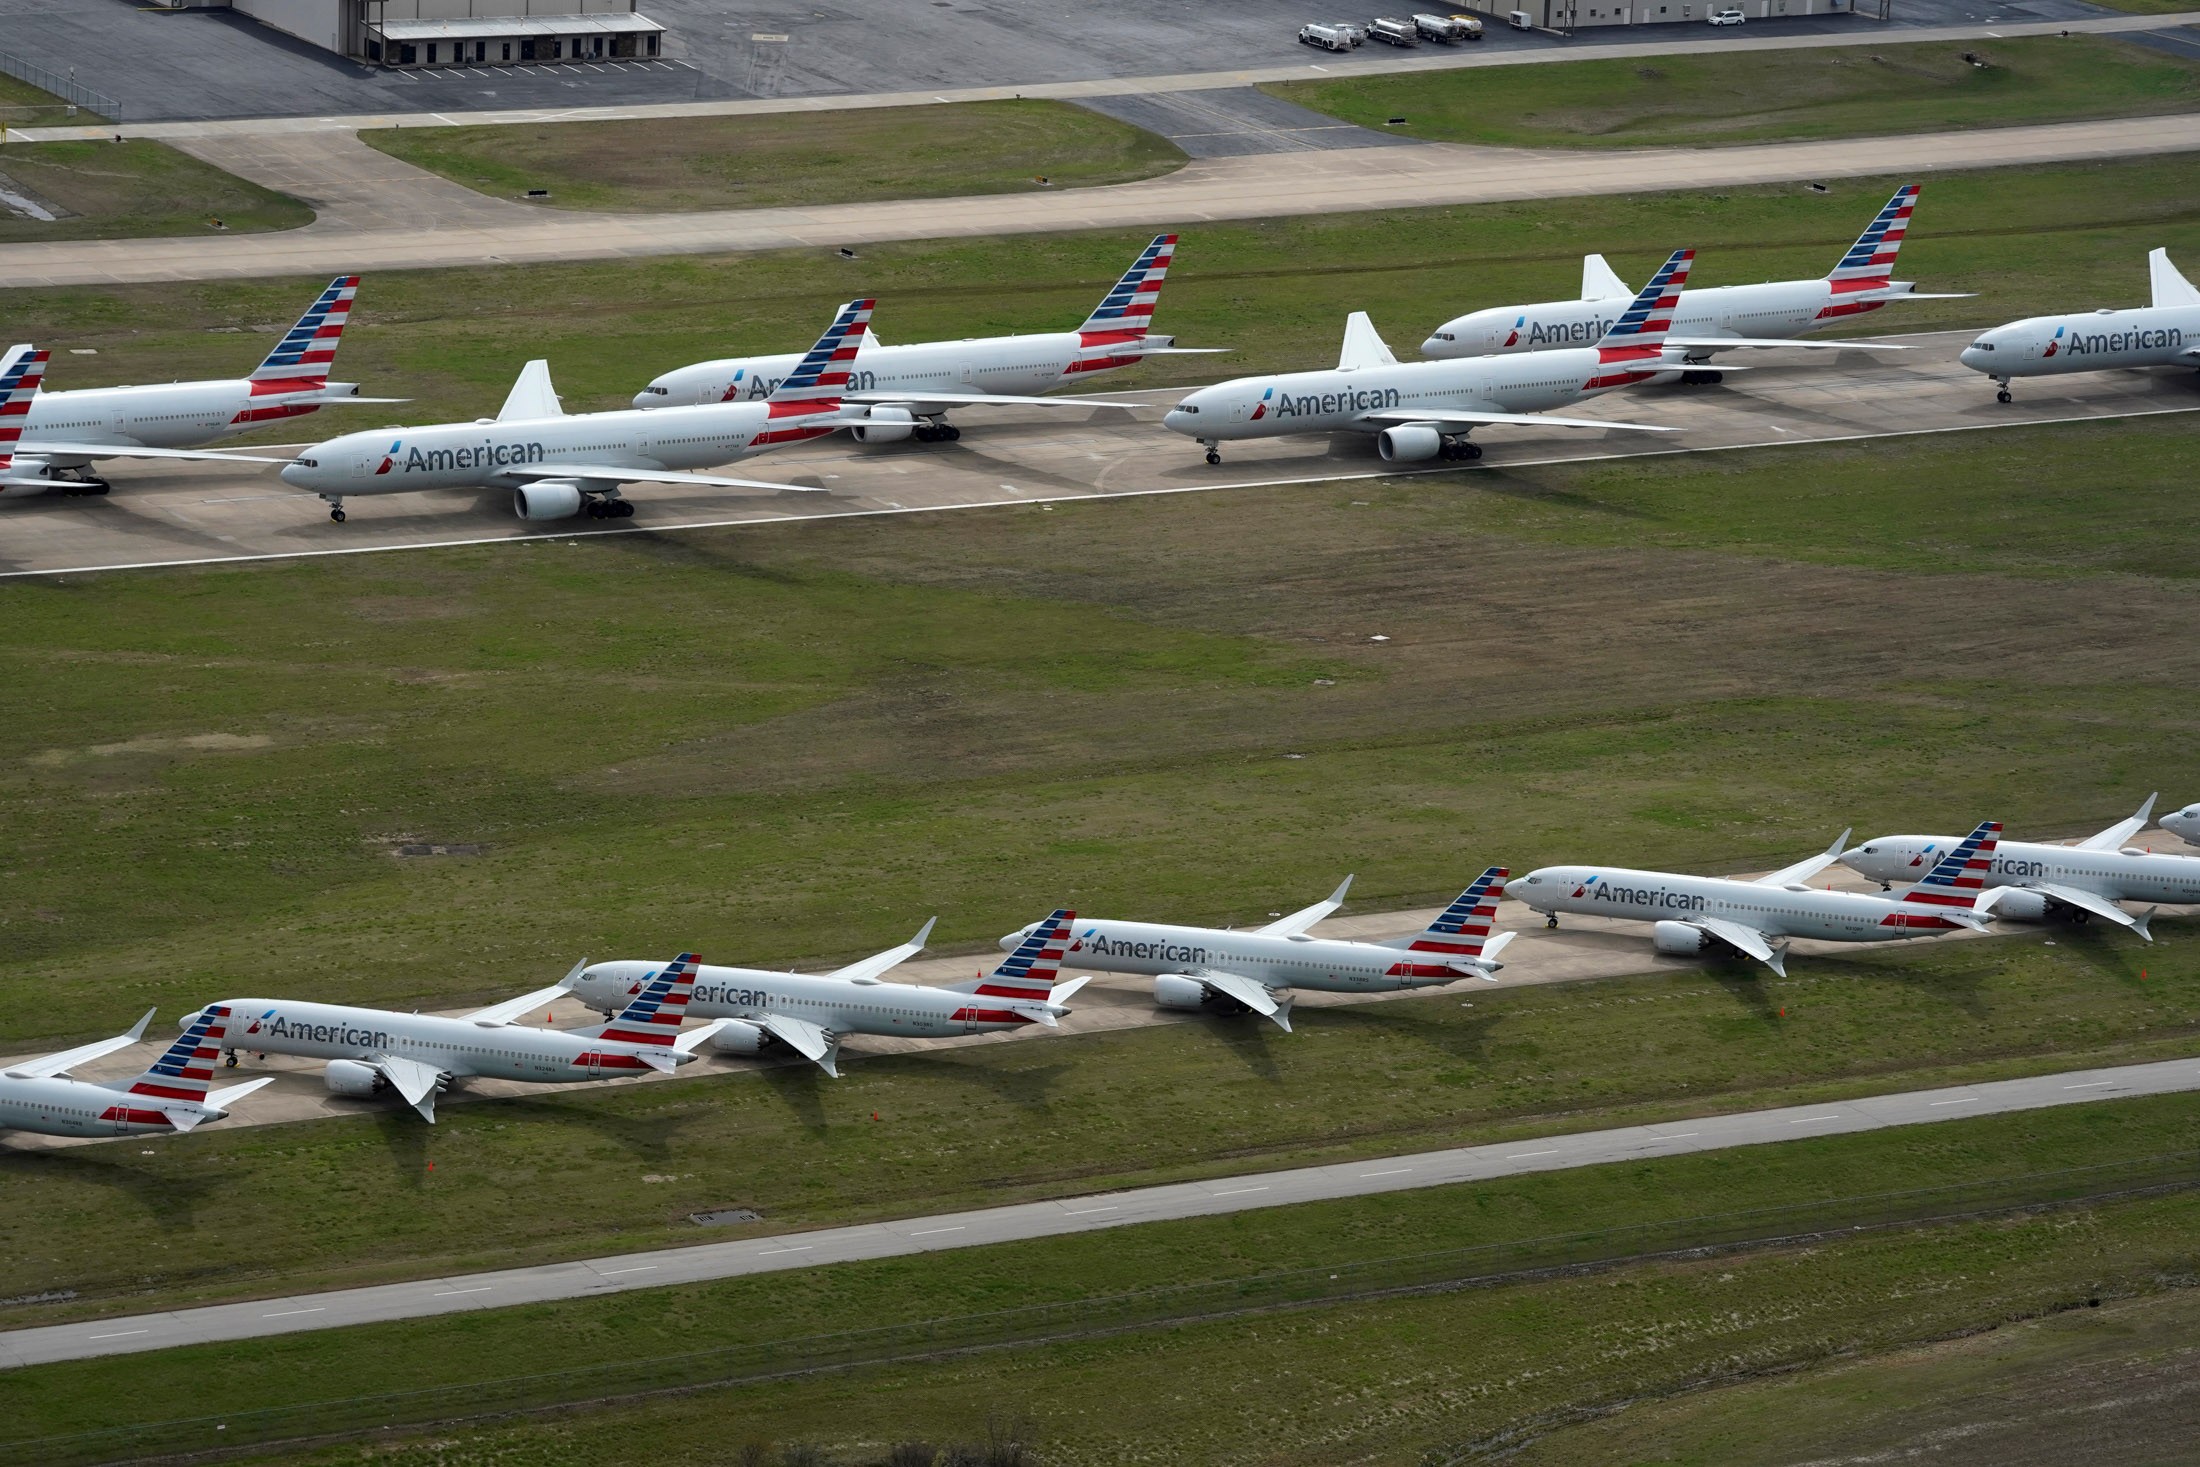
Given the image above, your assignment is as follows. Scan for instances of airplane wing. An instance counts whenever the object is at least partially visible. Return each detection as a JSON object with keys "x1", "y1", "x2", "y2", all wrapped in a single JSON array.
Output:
[
  {"x1": 2076, "y1": 793, "x2": 2156, "y2": 852},
  {"x1": 1357, "y1": 408, "x2": 1674, "y2": 433},
  {"x1": 753, "y1": 1012, "x2": 841, "y2": 1077},
  {"x1": 842, "y1": 391, "x2": 1126, "y2": 410},
  {"x1": 1978, "y1": 882, "x2": 2151, "y2": 939},
  {"x1": 1753, "y1": 828, "x2": 1853, "y2": 888},
  {"x1": 11, "y1": 442, "x2": 294, "y2": 464},
  {"x1": 203, "y1": 1076, "x2": 276, "y2": 1111},
  {"x1": 3, "y1": 1007, "x2": 156, "y2": 1079},
  {"x1": 826, "y1": 918, "x2": 936, "y2": 985},
  {"x1": 502, "y1": 463, "x2": 829, "y2": 493},
  {"x1": 464, "y1": 973, "x2": 581, "y2": 1027},
  {"x1": 1683, "y1": 917, "x2": 1788, "y2": 976},
  {"x1": 367, "y1": 1052, "x2": 446, "y2": 1122},
  {"x1": 1255, "y1": 875, "x2": 1353, "y2": 937},
  {"x1": 1663, "y1": 336, "x2": 1912, "y2": 351},
  {"x1": 1186, "y1": 969, "x2": 1293, "y2": 1031},
  {"x1": 289, "y1": 394, "x2": 412, "y2": 405}
]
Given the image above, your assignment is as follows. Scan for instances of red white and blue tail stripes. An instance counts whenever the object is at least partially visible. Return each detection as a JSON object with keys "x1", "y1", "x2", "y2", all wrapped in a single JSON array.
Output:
[
  {"x1": 1828, "y1": 185, "x2": 1920, "y2": 283},
  {"x1": 0, "y1": 345, "x2": 49, "y2": 469},
  {"x1": 596, "y1": 953, "x2": 701, "y2": 1047},
  {"x1": 1407, "y1": 868, "x2": 1508, "y2": 955},
  {"x1": 1077, "y1": 234, "x2": 1177, "y2": 336},
  {"x1": 766, "y1": 298, "x2": 875, "y2": 404},
  {"x1": 122, "y1": 1005, "x2": 230, "y2": 1102},
  {"x1": 973, "y1": 909, "x2": 1077, "y2": 1003},
  {"x1": 1596, "y1": 248, "x2": 1695, "y2": 351},
  {"x1": 1887, "y1": 820, "x2": 1999, "y2": 929},
  {"x1": 251, "y1": 275, "x2": 359, "y2": 384}
]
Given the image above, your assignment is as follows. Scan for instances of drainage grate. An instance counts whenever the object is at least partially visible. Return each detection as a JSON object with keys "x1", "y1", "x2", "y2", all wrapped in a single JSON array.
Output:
[{"x1": 691, "y1": 1208, "x2": 763, "y2": 1227}]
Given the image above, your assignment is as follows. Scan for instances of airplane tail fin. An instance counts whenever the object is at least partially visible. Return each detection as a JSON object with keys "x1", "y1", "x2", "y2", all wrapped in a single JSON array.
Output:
[
  {"x1": 1593, "y1": 249, "x2": 1695, "y2": 351},
  {"x1": 1076, "y1": 234, "x2": 1178, "y2": 336},
  {"x1": 252, "y1": 274, "x2": 360, "y2": 383},
  {"x1": 112, "y1": 1004, "x2": 232, "y2": 1103},
  {"x1": 0, "y1": 345, "x2": 49, "y2": 471},
  {"x1": 2149, "y1": 248, "x2": 2200, "y2": 309},
  {"x1": 587, "y1": 953, "x2": 701, "y2": 1047},
  {"x1": 766, "y1": 299, "x2": 875, "y2": 404},
  {"x1": 1404, "y1": 868, "x2": 1510, "y2": 960},
  {"x1": 1896, "y1": 821, "x2": 2000, "y2": 923},
  {"x1": 1582, "y1": 253, "x2": 1633, "y2": 300},
  {"x1": 1338, "y1": 311, "x2": 1399, "y2": 371},
  {"x1": 496, "y1": 359, "x2": 565, "y2": 422},
  {"x1": 1827, "y1": 185, "x2": 1920, "y2": 283},
  {"x1": 967, "y1": 909, "x2": 1078, "y2": 1004}
]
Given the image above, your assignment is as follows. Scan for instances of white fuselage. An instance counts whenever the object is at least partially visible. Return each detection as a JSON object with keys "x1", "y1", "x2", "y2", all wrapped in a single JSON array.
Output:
[
  {"x1": 1423, "y1": 279, "x2": 1919, "y2": 359},
  {"x1": 0, "y1": 1074, "x2": 227, "y2": 1139},
  {"x1": 572, "y1": 961, "x2": 1034, "y2": 1037},
  {"x1": 636, "y1": 332, "x2": 1165, "y2": 409},
  {"x1": 1958, "y1": 305, "x2": 2200, "y2": 380},
  {"x1": 1032, "y1": 918, "x2": 1457, "y2": 992},
  {"x1": 213, "y1": 998, "x2": 688, "y2": 1082},
  {"x1": 1511, "y1": 865, "x2": 1953, "y2": 941},
  {"x1": 2163, "y1": 804, "x2": 2200, "y2": 844},
  {"x1": 279, "y1": 399, "x2": 823, "y2": 501},
  {"x1": 3, "y1": 377, "x2": 361, "y2": 492},
  {"x1": 1162, "y1": 348, "x2": 1658, "y2": 442},
  {"x1": 1843, "y1": 836, "x2": 2200, "y2": 907}
]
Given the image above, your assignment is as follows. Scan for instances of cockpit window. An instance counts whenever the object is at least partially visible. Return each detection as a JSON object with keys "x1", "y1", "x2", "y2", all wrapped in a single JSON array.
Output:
[
  {"x1": 1176, "y1": 404, "x2": 1199, "y2": 414},
  {"x1": 1436, "y1": 332, "x2": 1454, "y2": 341},
  {"x1": 1970, "y1": 341, "x2": 1994, "y2": 351},
  {"x1": 648, "y1": 386, "x2": 669, "y2": 395}
]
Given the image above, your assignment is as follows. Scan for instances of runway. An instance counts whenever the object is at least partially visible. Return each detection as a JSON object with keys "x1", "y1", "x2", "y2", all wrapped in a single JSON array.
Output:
[
  {"x1": 3, "y1": 1050, "x2": 2191, "y2": 1368},
  {"x1": 4, "y1": 330, "x2": 2195, "y2": 579},
  {"x1": 2, "y1": 115, "x2": 2197, "y2": 287}
]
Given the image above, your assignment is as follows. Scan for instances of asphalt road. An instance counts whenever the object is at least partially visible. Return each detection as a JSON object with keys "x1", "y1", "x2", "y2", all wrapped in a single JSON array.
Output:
[
  {"x1": 4, "y1": 330, "x2": 2195, "y2": 579},
  {"x1": 2, "y1": 1051, "x2": 2191, "y2": 1368}
]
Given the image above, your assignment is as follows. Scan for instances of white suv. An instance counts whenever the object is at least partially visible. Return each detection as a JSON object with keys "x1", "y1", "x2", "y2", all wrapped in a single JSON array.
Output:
[{"x1": 1707, "y1": 6, "x2": 1745, "y2": 21}]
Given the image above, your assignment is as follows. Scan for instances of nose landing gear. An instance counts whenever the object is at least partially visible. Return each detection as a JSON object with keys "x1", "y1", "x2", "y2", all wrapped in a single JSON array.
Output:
[
  {"x1": 1199, "y1": 438, "x2": 1221, "y2": 466},
  {"x1": 1992, "y1": 376, "x2": 2013, "y2": 404}
]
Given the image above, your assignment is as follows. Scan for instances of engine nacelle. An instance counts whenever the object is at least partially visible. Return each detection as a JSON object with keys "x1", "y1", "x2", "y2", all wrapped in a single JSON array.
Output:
[
  {"x1": 1153, "y1": 974, "x2": 1212, "y2": 1011},
  {"x1": 1989, "y1": 889, "x2": 2050, "y2": 922},
  {"x1": 707, "y1": 1018, "x2": 769, "y2": 1056},
  {"x1": 851, "y1": 407, "x2": 916, "y2": 445},
  {"x1": 512, "y1": 480, "x2": 587, "y2": 521},
  {"x1": 324, "y1": 1059, "x2": 387, "y2": 1098},
  {"x1": 1377, "y1": 424, "x2": 1443, "y2": 462},
  {"x1": 1652, "y1": 920, "x2": 1714, "y2": 957}
]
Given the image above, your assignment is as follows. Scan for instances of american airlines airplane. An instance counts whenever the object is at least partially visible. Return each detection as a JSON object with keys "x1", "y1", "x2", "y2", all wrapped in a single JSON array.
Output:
[
  {"x1": 1000, "y1": 869, "x2": 1513, "y2": 1031},
  {"x1": 1960, "y1": 248, "x2": 2200, "y2": 402},
  {"x1": 1421, "y1": 185, "x2": 1957, "y2": 382},
  {"x1": 634, "y1": 234, "x2": 1215, "y2": 440},
  {"x1": 196, "y1": 955, "x2": 729, "y2": 1122},
  {"x1": 1842, "y1": 796, "x2": 2195, "y2": 939},
  {"x1": 0, "y1": 275, "x2": 398, "y2": 496},
  {"x1": 1162, "y1": 250, "x2": 1702, "y2": 465},
  {"x1": 280, "y1": 299, "x2": 921, "y2": 522},
  {"x1": 1510, "y1": 823, "x2": 2003, "y2": 976},
  {"x1": 568, "y1": 912, "x2": 1087, "y2": 1077},
  {"x1": 0, "y1": 1005, "x2": 272, "y2": 1140},
  {"x1": 2164, "y1": 802, "x2": 2200, "y2": 845}
]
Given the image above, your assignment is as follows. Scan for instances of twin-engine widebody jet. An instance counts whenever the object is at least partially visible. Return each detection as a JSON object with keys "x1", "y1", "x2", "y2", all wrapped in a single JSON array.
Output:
[
  {"x1": 1163, "y1": 250, "x2": 1704, "y2": 465},
  {"x1": 1422, "y1": 184, "x2": 1955, "y2": 382},
  {"x1": 1960, "y1": 248, "x2": 2200, "y2": 402},
  {"x1": 280, "y1": 299, "x2": 895, "y2": 522},
  {"x1": 197, "y1": 955, "x2": 729, "y2": 1122},
  {"x1": 635, "y1": 234, "x2": 1217, "y2": 441},
  {"x1": 1842, "y1": 795, "x2": 2194, "y2": 940},
  {"x1": 0, "y1": 276, "x2": 400, "y2": 497},
  {"x1": 1001, "y1": 869, "x2": 1513, "y2": 1031},
  {"x1": 0, "y1": 1006, "x2": 273, "y2": 1140},
  {"x1": 568, "y1": 912, "x2": 1086, "y2": 1077},
  {"x1": 1512, "y1": 823, "x2": 2003, "y2": 976}
]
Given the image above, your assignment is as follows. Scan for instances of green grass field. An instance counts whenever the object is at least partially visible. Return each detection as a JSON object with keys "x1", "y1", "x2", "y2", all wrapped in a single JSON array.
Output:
[
  {"x1": 7, "y1": 1096, "x2": 2194, "y2": 1463},
  {"x1": 1269, "y1": 36, "x2": 2200, "y2": 148},
  {"x1": 0, "y1": 156, "x2": 2190, "y2": 433},
  {"x1": 362, "y1": 100, "x2": 1186, "y2": 212},
  {"x1": 0, "y1": 140, "x2": 311, "y2": 243},
  {"x1": 0, "y1": 72, "x2": 105, "y2": 126}
]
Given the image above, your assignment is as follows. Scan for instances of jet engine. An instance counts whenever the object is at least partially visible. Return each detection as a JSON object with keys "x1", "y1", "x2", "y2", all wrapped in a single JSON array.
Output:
[
  {"x1": 1987, "y1": 889, "x2": 2050, "y2": 922},
  {"x1": 512, "y1": 480, "x2": 587, "y2": 521},
  {"x1": 851, "y1": 406, "x2": 916, "y2": 445},
  {"x1": 1376, "y1": 424, "x2": 1443, "y2": 462},
  {"x1": 1652, "y1": 921, "x2": 1715, "y2": 957},
  {"x1": 324, "y1": 1059, "x2": 388, "y2": 1097},
  {"x1": 1153, "y1": 974, "x2": 1213, "y2": 1011},
  {"x1": 707, "y1": 1018, "x2": 770, "y2": 1056}
]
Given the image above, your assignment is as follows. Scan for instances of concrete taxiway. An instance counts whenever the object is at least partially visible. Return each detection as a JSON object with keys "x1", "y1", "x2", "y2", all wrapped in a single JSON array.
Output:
[
  {"x1": 3, "y1": 1050, "x2": 2191, "y2": 1367},
  {"x1": 4, "y1": 330, "x2": 2195, "y2": 579}
]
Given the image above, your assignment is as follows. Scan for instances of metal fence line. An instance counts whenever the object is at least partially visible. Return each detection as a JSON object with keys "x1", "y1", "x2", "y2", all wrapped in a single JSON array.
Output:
[{"x1": 0, "y1": 49, "x2": 122, "y2": 121}]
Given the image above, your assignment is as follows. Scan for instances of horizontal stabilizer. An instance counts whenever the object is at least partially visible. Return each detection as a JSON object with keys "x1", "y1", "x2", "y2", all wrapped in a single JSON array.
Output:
[
  {"x1": 503, "y1": 463, "x2": 829, "y2": 493},
  {"x1": 1359, "y1": 407, "x2": 1672, "y2": 433},
  {"x1": 1049, "y1": 975, "x2": 1092, "y2": 1004},
  {"x1": 673, "y1": 1018, "x2": 734, "y2": 1055},
  {"x1": 2150, "y1": 248, "x2": 2200, "y2": 309},
  {"x1": 1338, "y1": 312, "x2": 1398, "y2": 372},
  {"x1": 497, "y1": 359, "x2": 564, "y2": 423}
]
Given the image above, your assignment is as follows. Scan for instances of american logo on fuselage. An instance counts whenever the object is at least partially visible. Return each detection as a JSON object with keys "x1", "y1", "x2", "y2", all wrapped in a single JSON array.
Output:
[
  {"x1": 245, "y1": 1010, "x2": 392, "y2": 1048},
  {"x1": 1077, "y1": 933, "x2": 1210, "y2": 964},
  {"x1": 1271, "y1": 385, "x2": 1402, "y2": 420},
  {"x1": 1583, "y1": 878, "x2": 1709, "y2": 912},
  {"x1": 1521, "y1": 317, "x2": 1617, "y2": 347},
  {"x1": 2055, "y1": 323, "x2": 2183, "y2": 357},
  {"x1": 386, "y1": 441, "x2": 549, "y2": 474}
]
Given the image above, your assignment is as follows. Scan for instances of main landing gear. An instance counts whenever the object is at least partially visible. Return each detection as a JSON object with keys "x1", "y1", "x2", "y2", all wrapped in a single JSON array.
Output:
[
  {"x1": 1439, "y1": 436, "x2": 1482, "y2": 462},
  {"x1": 585, "y1": 497, "x2": 636, "y2": 519},
  {"x1": 58, "y1": 472, "x2": 111, "y2": 496},
  {"x1": 1679, "y1": 369, "x2": 1724, "y2": 387},
  {"x1": 914, "y1": 422, "x2": 962, "y2": 443}
]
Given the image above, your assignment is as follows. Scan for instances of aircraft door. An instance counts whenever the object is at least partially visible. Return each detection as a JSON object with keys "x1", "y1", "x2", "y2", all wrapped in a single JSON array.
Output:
[{"x1": 959, "y1": 361, "x2": 975, "y2": 385}]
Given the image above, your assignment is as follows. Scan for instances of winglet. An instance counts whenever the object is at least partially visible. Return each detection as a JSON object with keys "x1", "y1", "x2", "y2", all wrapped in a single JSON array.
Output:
[
  {"x1": 1756, "y1": 827, "x2": 1853, "y2": 888},
  {"x1": 123, "y1": 1007, "x2": 155, "y2": 1044},
  {"x1": 2150, "y1": 249, "x2": 2200, "y2": 309},
  {"x1": 1338, "y1": 312, "x2": 1398, "y2": 372},
  {"x1": 497, "y1": 359, "x2": 564, "y2": 422},
  {"x1": 910, "y1": 916, "x2": 937, "y2": 950},
  {"x1": 2078, "y1": 793, "x2": 2158, "y2": 853},
  {"x1": 1582, "y1": 253, "x2": 1632, "y2": 300}
]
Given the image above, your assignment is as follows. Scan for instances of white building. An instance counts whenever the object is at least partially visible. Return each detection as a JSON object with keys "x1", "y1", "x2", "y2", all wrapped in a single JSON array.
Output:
[
  {"x1": 1460, "y1": 0, "x2": 1851, "y2": 27},
  {"x1": 226, "y1": 0, "x2": 666, "y2": 68}
]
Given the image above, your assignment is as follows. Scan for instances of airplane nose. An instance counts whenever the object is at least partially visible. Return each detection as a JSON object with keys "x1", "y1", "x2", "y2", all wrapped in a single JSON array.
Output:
[
  {"x1": 1957, "y1": 348, "x2": 1982, "y2": 370},
  {"x1": 279, "y1": 461, "x2": 310, "y2": 488},
  {"x1": 1162, "y1": 408, "x2": 1190, "y2": 434}
]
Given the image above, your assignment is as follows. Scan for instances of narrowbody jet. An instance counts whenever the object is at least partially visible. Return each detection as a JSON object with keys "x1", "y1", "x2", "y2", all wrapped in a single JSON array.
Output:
[
  {"x1": 1960, "y1": 248, "x2": 2200, "y2": 402},
  {"x1": 0, "y1": 1006, "x2": 272, "y2": 1139}
]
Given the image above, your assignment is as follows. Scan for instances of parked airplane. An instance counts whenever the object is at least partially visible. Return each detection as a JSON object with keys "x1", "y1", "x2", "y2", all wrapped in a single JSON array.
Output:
[
  {"x1": 1000, "y1": 869, "x2": 1513, "y2": 1031},
  {"x1": 197, "y1": 956, "x2": 729, "y2": 1121},
  {"x1": 0, "y1": 276, "x2": 399, "y2": 496},
  {"x1": 1960, "y1": 248, "x2": 2200, "y2": 402},
  {"x1": 635, "y1": 234, "x2": 1216, "y2": 440},
  {"x1": 2164, "y1": 801, "x2": 2200, "y2": 845},
  {"x1": 568, "y1": 913, "x2": 1086, "y2": 1078},
  {"x1": 0, "y1": 1005, "x2": 273, "y2": 1140},
  {"x1": 1162, "y1": 250, "x2": 1703, "y2": 465},
  {"x1": 1422, "y1": 184, "x2": 1957, "y2": 382},
  {"x1": 280, "y1": 299, "x2": 912, "y2": 522},
  {"x1": 1841, "y1": 796, "x2": 2192, "y2": 939},
  {"x1": 1510, "y1": 823, "x2": 2002, "y2": 976}
]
